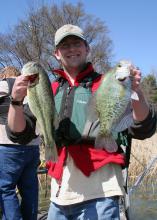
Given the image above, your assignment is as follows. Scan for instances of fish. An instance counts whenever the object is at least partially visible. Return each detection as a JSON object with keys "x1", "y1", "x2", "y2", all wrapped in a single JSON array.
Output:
[
  {"x1": 92, "y1": 60, "x2": 134, "y2": 152},
  {"x1": 21, "y1": 61, "x2": 58, "y2": 162}
]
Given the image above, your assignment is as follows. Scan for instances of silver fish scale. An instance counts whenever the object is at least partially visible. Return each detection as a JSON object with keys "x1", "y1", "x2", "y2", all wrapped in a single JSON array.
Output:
[{"x1": 96, "y1": 68, "x2": 132, "y2": 137}]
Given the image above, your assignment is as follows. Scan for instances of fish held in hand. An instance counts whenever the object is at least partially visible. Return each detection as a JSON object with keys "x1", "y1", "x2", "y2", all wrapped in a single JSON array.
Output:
[
  {"x1": 21, "y1": 61, "x2": 58, "y2": 162},
  {"x1": 93, "y1": 60, "x2": 134, "y2": 152}
]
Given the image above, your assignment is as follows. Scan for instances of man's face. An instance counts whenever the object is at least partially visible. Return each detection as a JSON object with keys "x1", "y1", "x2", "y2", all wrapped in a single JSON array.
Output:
[{"x1": 54, "y1": 36, "x2": 89, "y2": 70}]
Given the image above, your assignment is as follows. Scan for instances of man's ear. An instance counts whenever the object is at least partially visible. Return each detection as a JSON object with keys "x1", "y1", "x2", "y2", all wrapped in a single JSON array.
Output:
[{"x1": 54, "y1": 50, "x2": 61, "y2": 60}]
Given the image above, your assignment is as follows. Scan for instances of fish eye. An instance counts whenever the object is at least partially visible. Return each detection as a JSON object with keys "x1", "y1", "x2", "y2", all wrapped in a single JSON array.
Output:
[
  {"x1": 117, "y1": 77, "x2": 127, "y2": 82},
  {"x1": 118, "y1": 64, "x2": 122, "y2": 67}
]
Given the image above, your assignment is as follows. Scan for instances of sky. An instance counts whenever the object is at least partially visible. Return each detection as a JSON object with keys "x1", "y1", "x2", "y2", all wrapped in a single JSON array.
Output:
[{"x1": 1, "y1": 0, "x2": 157, "y2": 75}]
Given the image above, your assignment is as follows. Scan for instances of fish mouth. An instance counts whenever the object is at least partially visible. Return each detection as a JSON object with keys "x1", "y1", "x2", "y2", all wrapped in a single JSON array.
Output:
[
  {"x1": 118, "y1": 77, "x2": 127, "y2": 82},
  {"x1": 27, "y1": 74, "x2": 39, "y2": 87}
]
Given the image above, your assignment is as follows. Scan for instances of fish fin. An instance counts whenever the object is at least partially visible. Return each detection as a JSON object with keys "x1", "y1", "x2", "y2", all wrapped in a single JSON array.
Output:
[
  {"x1": 114, "y1": 102, "x2": 134, "y2": 132},
  {"x1": 114, "y1": 113, "x2": 134, "y2": 133},
  {"x1": 131, "y1": 90, "x2": 139, "y2": 100},
  {"x1": 95, "y1": 135, "x2": 118, "y2": 152}
]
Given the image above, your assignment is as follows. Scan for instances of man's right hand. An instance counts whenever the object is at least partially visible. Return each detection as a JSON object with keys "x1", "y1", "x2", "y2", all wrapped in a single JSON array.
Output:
[{"x1": 11, "y1": 75, "x2": 30, "y2": 101}]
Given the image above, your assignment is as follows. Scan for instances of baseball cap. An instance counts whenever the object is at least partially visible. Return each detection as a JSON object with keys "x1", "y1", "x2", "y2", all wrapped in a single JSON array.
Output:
[{"x1": 55, "y1": 24, "x2": 86, "y2": 47}]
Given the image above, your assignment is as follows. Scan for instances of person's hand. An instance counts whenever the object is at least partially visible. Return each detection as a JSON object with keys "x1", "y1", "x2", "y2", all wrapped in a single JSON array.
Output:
[
  {"x1": 11, "y1": 75, "x2": 29, "y2": 101},
  {"x1": 130, "y1": 66, "x2": 142, "y2": 92}
]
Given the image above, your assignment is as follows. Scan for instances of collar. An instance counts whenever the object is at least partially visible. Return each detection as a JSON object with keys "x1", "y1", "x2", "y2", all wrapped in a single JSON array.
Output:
[{"x1": 52, "y1": 62, "x2": 94, "y2": 86}]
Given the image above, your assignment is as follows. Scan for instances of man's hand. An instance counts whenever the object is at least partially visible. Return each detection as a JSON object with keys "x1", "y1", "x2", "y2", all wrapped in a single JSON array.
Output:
[
  {"x1": 11, "y1": 75, "x2": 29, "y2": 101},
  {"x1": 130, "y1": 67, "x2": 142, "y2": 92},
  {"x1": 130, "y1": 66, "x2": 149, "y2": 121}
]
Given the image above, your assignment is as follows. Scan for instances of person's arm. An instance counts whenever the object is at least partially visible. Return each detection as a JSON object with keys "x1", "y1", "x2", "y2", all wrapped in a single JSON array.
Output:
[
  {"x1": 7, "y1": 75, "x2": 28, "y2": 132},
  {"x1": 129, "y1": 67, "x2": 156, "y2": 139},
  {"x1": 6, "y1": 75, "x2": 37, "y2": 144},
  {"x1": 131, "y1": 67, "x2": 149, "y2": 121}
]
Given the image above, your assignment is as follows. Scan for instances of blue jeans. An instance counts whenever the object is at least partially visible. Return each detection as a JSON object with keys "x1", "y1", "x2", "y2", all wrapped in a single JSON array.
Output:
[
  {"x1": 47, "y1": 197, "x2": 120, "y2": 220},
  {"x1": 0, "y1": 145, "x2": 40, "y2": 220}
]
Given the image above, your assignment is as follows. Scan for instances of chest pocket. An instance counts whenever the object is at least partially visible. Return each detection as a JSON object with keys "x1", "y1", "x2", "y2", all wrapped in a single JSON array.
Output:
[{"x1": 71, "y1": 86, "x2": 91, "y2": 136}]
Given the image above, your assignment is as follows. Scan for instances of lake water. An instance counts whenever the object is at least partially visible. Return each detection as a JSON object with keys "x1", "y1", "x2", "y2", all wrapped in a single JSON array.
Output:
[{"x1": 128, "y1": 183, "x2": 157, "y2": 220}]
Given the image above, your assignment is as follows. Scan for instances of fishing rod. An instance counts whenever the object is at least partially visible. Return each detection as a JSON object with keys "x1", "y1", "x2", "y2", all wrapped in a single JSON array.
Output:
[{"x1": 129, "y1": 155, "x2": 157, "y2": 193}]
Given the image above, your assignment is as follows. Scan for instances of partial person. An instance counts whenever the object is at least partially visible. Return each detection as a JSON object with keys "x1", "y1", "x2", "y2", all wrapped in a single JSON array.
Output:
[
  {"x1": 6, "y1": 25, "x2": 156, "y2": 220},
  {"x1": 0, "y1": 66, "x2": 40, "y2": 220}
]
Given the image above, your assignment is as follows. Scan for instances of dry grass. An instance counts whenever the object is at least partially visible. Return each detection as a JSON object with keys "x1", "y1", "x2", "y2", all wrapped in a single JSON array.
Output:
[{"x1": 128, "y1": 133, "x2": 157, "y2": 184}]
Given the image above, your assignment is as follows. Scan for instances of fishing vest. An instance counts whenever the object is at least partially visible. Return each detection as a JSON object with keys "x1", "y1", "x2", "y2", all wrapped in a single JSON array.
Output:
[
  {"x1": 52, "y1": 72, "x2": 132, "y2": 167},
  {"x1": 52, "y1": 72, "x2": 100, "y2": 147},
  {"x1": 0, "y1": 78, "x2": 15, "y2": 124}
]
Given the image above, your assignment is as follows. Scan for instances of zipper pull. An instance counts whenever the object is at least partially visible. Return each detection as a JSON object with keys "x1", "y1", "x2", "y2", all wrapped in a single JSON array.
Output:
[
  {"x1": 67, "y1": 86, "x2": 72, "y2": 94},
  {"x1": 56, "y1": 184, "x2": 61, "y2": 197}
]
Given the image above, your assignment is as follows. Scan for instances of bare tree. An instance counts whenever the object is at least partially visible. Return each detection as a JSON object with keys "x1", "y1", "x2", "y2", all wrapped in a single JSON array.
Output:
[
  {"x1": 141, "y1": 71, "x2": 157, "y2": 111},
  {"x1": 0, "y1": 1, "x2": 113, "y2": 73}
]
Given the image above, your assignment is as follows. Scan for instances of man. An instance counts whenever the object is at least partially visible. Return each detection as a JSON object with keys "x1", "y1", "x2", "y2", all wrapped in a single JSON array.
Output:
[
  {"x1": 6, "y1": 25, "x2": 156, "y2": 220},
  {"x1": 0, "y1": 67, "x2": 40, "y2": 220}
]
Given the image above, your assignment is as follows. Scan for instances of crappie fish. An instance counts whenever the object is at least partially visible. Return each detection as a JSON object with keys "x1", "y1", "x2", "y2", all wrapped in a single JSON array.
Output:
[
  {"x1": 21, "y1": 61, "x2": 58, "y2": 162},
  {"x1": 94, "y1": 60, "x2": 134, "y2": 152}
]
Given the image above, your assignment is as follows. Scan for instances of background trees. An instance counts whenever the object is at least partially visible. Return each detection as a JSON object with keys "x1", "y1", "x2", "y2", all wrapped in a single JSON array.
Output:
[
  {"x1": 141, "y1": 70, "x2": 157, "y2": 111},
  {"x1": 0, "y1": 1, "x2": 112, "y2": 73},
  {"x1": 0, "y1": 1, "x2": 157, "y2": 107}
]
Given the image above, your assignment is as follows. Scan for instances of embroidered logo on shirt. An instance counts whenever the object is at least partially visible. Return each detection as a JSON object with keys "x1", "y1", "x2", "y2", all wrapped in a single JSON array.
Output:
[{"x1": 76, "y1": 100, "x2": 87, "y2": 104}]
